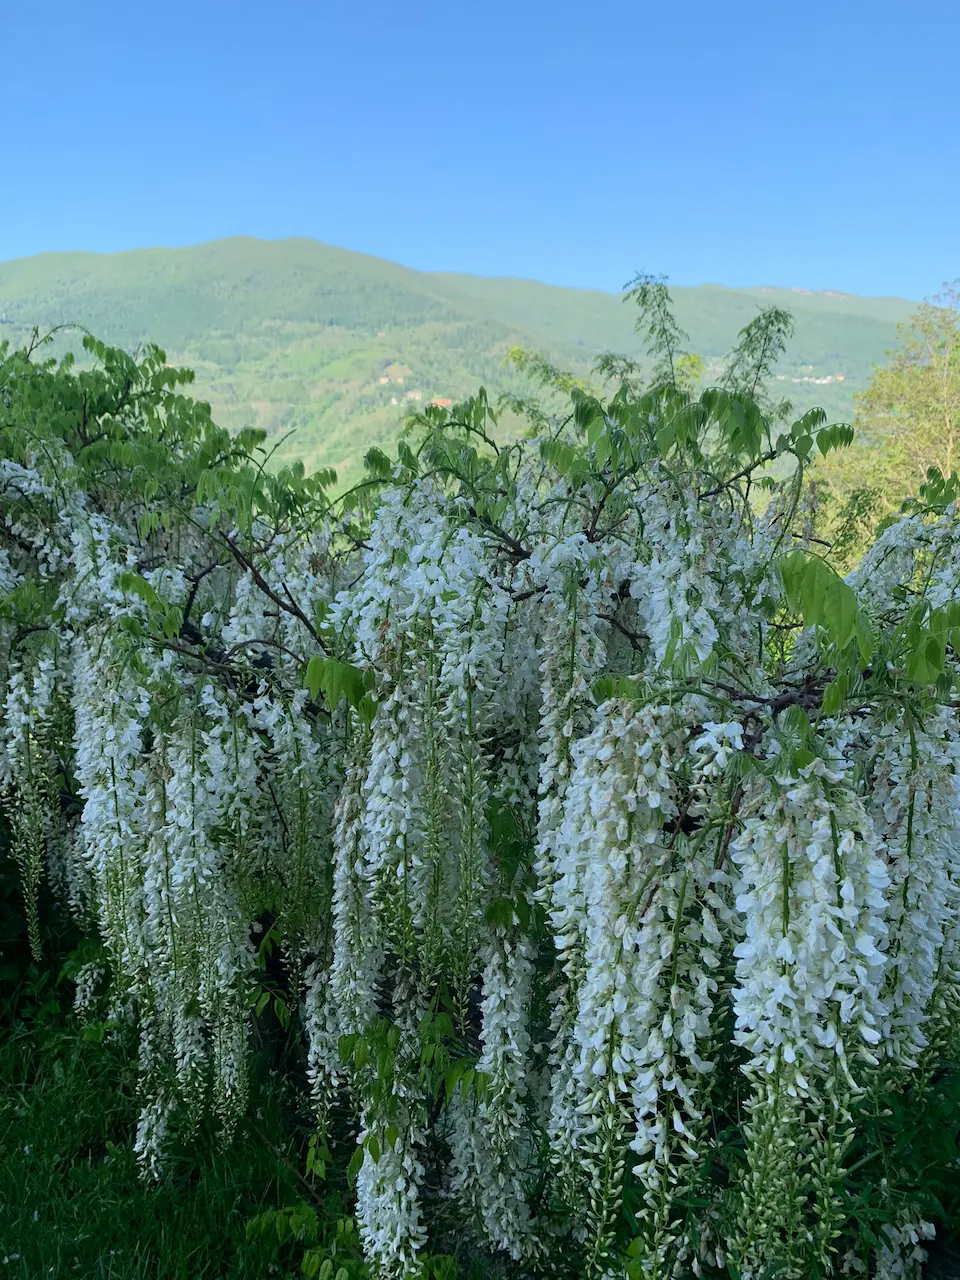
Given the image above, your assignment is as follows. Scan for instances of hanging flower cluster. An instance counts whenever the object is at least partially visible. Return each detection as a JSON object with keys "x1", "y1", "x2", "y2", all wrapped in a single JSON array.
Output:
[
  {"x1": 730, "y1": 743, "x2": 890, "y2": 1276},
  {"x1": 2, "y1": 336, "x2": 960, "y2": 1278}
]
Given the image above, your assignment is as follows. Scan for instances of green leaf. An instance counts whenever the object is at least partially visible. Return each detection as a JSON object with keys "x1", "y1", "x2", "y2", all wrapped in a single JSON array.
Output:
[
  {"x1": 539, "y1": 438, "x2": 579, "y2": 475},
  {"x1": 585, "y1": 415, "x2": 605, "y2": 448},
  {"x1": 778, "y1": 549, "x2": 808, "y2": 616},
  {"x1": 305, "y1": 655, "x2": 325, "y2": 702},
  {"x1": 117, "y1": 571, "x2": 160, "y2": 609},
  {"x1": 304, "y1": 657, "x2": 368, "y2": 709},
  {"x1": 485, "y1": 896, "x2": 515, "y2": 929},
  {"x1": 338, "y1": 1033, "x2": 357, "y2": 1063},
  {"x1": 779, "y1": 550, "x2": 866, "y2": 654},
  {"x1": 925, "y1": 631, "x2": 945, "y2": 673},
  {"x1": 572, "y1": 389, "x2": 604, "y2": 438},
  {"x1": 928, "y1": 607, "x2": 950, "y2": 638},
  {"x1": 445, "y1": 1061, "x2": 464, "y2": 1104},
  {"x1": 356, "y1": 692, "x2": 377, "y2": 726},
  {"x1": 791, "y1": 407, "x2": 828, "y2": 437},
  {"x1": 301, "y1": 1249, "x2": 322, "y2": 1279},
  {"x1": 855, "y1": 613, "x2": 876, "y2": 664},
  {"x1": 780, "y1": 705, "x2": 813, "y2": 739},
  {"x1": 905, "y1": 624, "x2": 944, "y2": 684},
  {"x1": 821, "y1": 576, "x2": 858, "y2": 650},
  {"x1": 816, "y1": 423, "x2": 855, "y2": 456},
  {"x1": 655, "y1": 424, "x2": 676, "y2": 457},
  {"x1": 798, "y1": 556, "x2": 829, "y2": 628},
  {"x1": 821, "y1": 676, "x2": 845, "y2": 717}
]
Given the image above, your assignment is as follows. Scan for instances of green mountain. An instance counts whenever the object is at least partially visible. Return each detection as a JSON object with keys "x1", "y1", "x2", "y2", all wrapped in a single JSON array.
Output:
[{"x1": 0, "y1": 236, "x2": 914, "y2": 484}]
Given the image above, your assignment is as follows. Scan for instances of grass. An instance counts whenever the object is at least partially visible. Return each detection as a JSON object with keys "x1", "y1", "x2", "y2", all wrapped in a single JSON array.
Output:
[{"x1": 0, "y1": 967, "x2": 318, "y2": 1279}]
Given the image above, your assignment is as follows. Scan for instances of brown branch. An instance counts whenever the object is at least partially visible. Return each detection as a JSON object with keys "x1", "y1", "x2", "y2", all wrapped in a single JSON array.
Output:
[
  {"x1": 585, "y1": 480, "x2": 615, "y2": 543},
  {"x1": 222, "y1": 637, "x2": 306, "y2": 665},
  {"x1": 511, "y1": 584, "x2": 547, "y2": 603},
  {"x1": 466, "y1": 505, "x2": 531, "y2": 562},
  {"x1": 599, "y1": 611, "x2": 648, "y2": 650},
  {"x1": 698, "y1": 449, "x2": 778, "y2": 502},
  {"x1": 223, "y1": 534, "x2": 325, "y2": 648}
]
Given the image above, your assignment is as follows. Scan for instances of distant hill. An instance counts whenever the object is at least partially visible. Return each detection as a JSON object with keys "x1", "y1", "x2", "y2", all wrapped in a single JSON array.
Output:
[{"x1": 0, "y1": 236, "x2": 915, "y2": 484}]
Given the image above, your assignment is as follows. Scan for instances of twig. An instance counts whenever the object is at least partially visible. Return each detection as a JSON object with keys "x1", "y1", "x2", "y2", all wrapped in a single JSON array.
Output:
[
  {"x1": 699, "y1": 449, "x2": 778, "y2": 502},
  {"x1": 599, "y1": 611, "x2": 648, "y2": 650}
]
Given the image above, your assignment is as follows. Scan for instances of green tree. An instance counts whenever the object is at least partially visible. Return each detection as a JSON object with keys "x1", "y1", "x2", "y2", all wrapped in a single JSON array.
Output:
[
  {"x1": 859, "y1": 282, "x2": 960, "y2": 483},
  {"x1": 813, "y1": 283, "x2": 960, "y2": 563},
  {"x1": 838, "y1": 283, "x2": 960, "y2": 495}
]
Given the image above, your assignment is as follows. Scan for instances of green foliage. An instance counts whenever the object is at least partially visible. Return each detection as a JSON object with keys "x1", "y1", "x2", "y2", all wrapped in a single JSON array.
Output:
[
  {"x1": 778, "y1": 550, "x2": 869, "y2": 655},
  {"x1": 857, "y1": 282, "x2": 960, "y2": 490},
  {"x1": 246, "y1": 1204, "x2": 367, "y2": 1279},
  {"x1": 621, "y1": 271, "x2": 693, "y2": 387},
  {"x1": 814, "y1": 282, "x2": 960, "y2": 561},
  {"x1": 720, "y1": 304, "x2": 795, "y2": 422},
  {"x1": 304, "y1": 657, "x2": 375, "y2": 719}
]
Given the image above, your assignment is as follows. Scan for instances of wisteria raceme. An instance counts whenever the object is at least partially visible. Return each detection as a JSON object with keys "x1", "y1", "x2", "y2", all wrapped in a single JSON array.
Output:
[
  {"x1": 864, "y1": 709, "x2": 960, "y2": 1065},
  {"x1": 447, "y1": 926, "x2": 538, "y2": 1262},
  {"x1": 3, "y1": 337, "x2": 960, "y2": 1277},
  {"x1": 355, "y1": 1091, "x2": 429, "y2": 1279},
  {"x1": 548, "y1": 699, "x2": 734, "y2": 1276},
  {"x1": 731, "y1": 750, "x2": 890, "y2": 1087},
  {"x1": 527, "y1": 533, "x2": 617, "y2": 1219},
  {"x1": 0, "y1": 653, "x2": 60, "y2": 956},
  {"x1": 730, "y1": 744, "x2": 891, "y2": 1277}
]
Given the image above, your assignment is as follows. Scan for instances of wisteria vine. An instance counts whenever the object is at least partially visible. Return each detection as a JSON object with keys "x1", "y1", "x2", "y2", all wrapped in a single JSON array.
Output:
[{"x1": 2, "y1": 334, "x2": 959, "y2": 1279}]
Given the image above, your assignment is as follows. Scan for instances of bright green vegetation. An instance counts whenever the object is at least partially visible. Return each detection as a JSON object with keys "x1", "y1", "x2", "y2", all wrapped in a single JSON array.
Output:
[
  {"x1": 3, "y1": 249, "x2": 959, "y2": 1279},
  {"x1": 0, "y1": 236, "x2": 913, "y2": 485},
  {"x1": 818, "y1": 283, "x2": 960, "y2": 524}
]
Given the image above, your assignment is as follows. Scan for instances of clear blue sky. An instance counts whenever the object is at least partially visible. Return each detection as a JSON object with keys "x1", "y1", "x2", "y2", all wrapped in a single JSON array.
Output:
[{"x1": 2, "y1": 0, "x2": 957, "y2": 299}]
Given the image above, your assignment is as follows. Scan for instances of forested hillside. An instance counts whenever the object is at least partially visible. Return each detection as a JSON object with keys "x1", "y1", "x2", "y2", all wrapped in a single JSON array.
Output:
[{"x1": 0, "y1": 236, "x2": 913, "y2": 482}]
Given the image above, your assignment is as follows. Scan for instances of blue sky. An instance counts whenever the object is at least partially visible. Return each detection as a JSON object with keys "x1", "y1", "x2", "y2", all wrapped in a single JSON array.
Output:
[{"x1": 2, "y1": 0, "x2": 957, "y2": 298}]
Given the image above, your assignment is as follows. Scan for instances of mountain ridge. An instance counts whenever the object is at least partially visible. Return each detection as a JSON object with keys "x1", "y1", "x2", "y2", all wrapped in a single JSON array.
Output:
[
  {"x1": 0, "y1": 236, "x2": 915, "y2": 483},
  {"x1": 1, "y1": 237, "x2": 915, "y2": 303}
]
